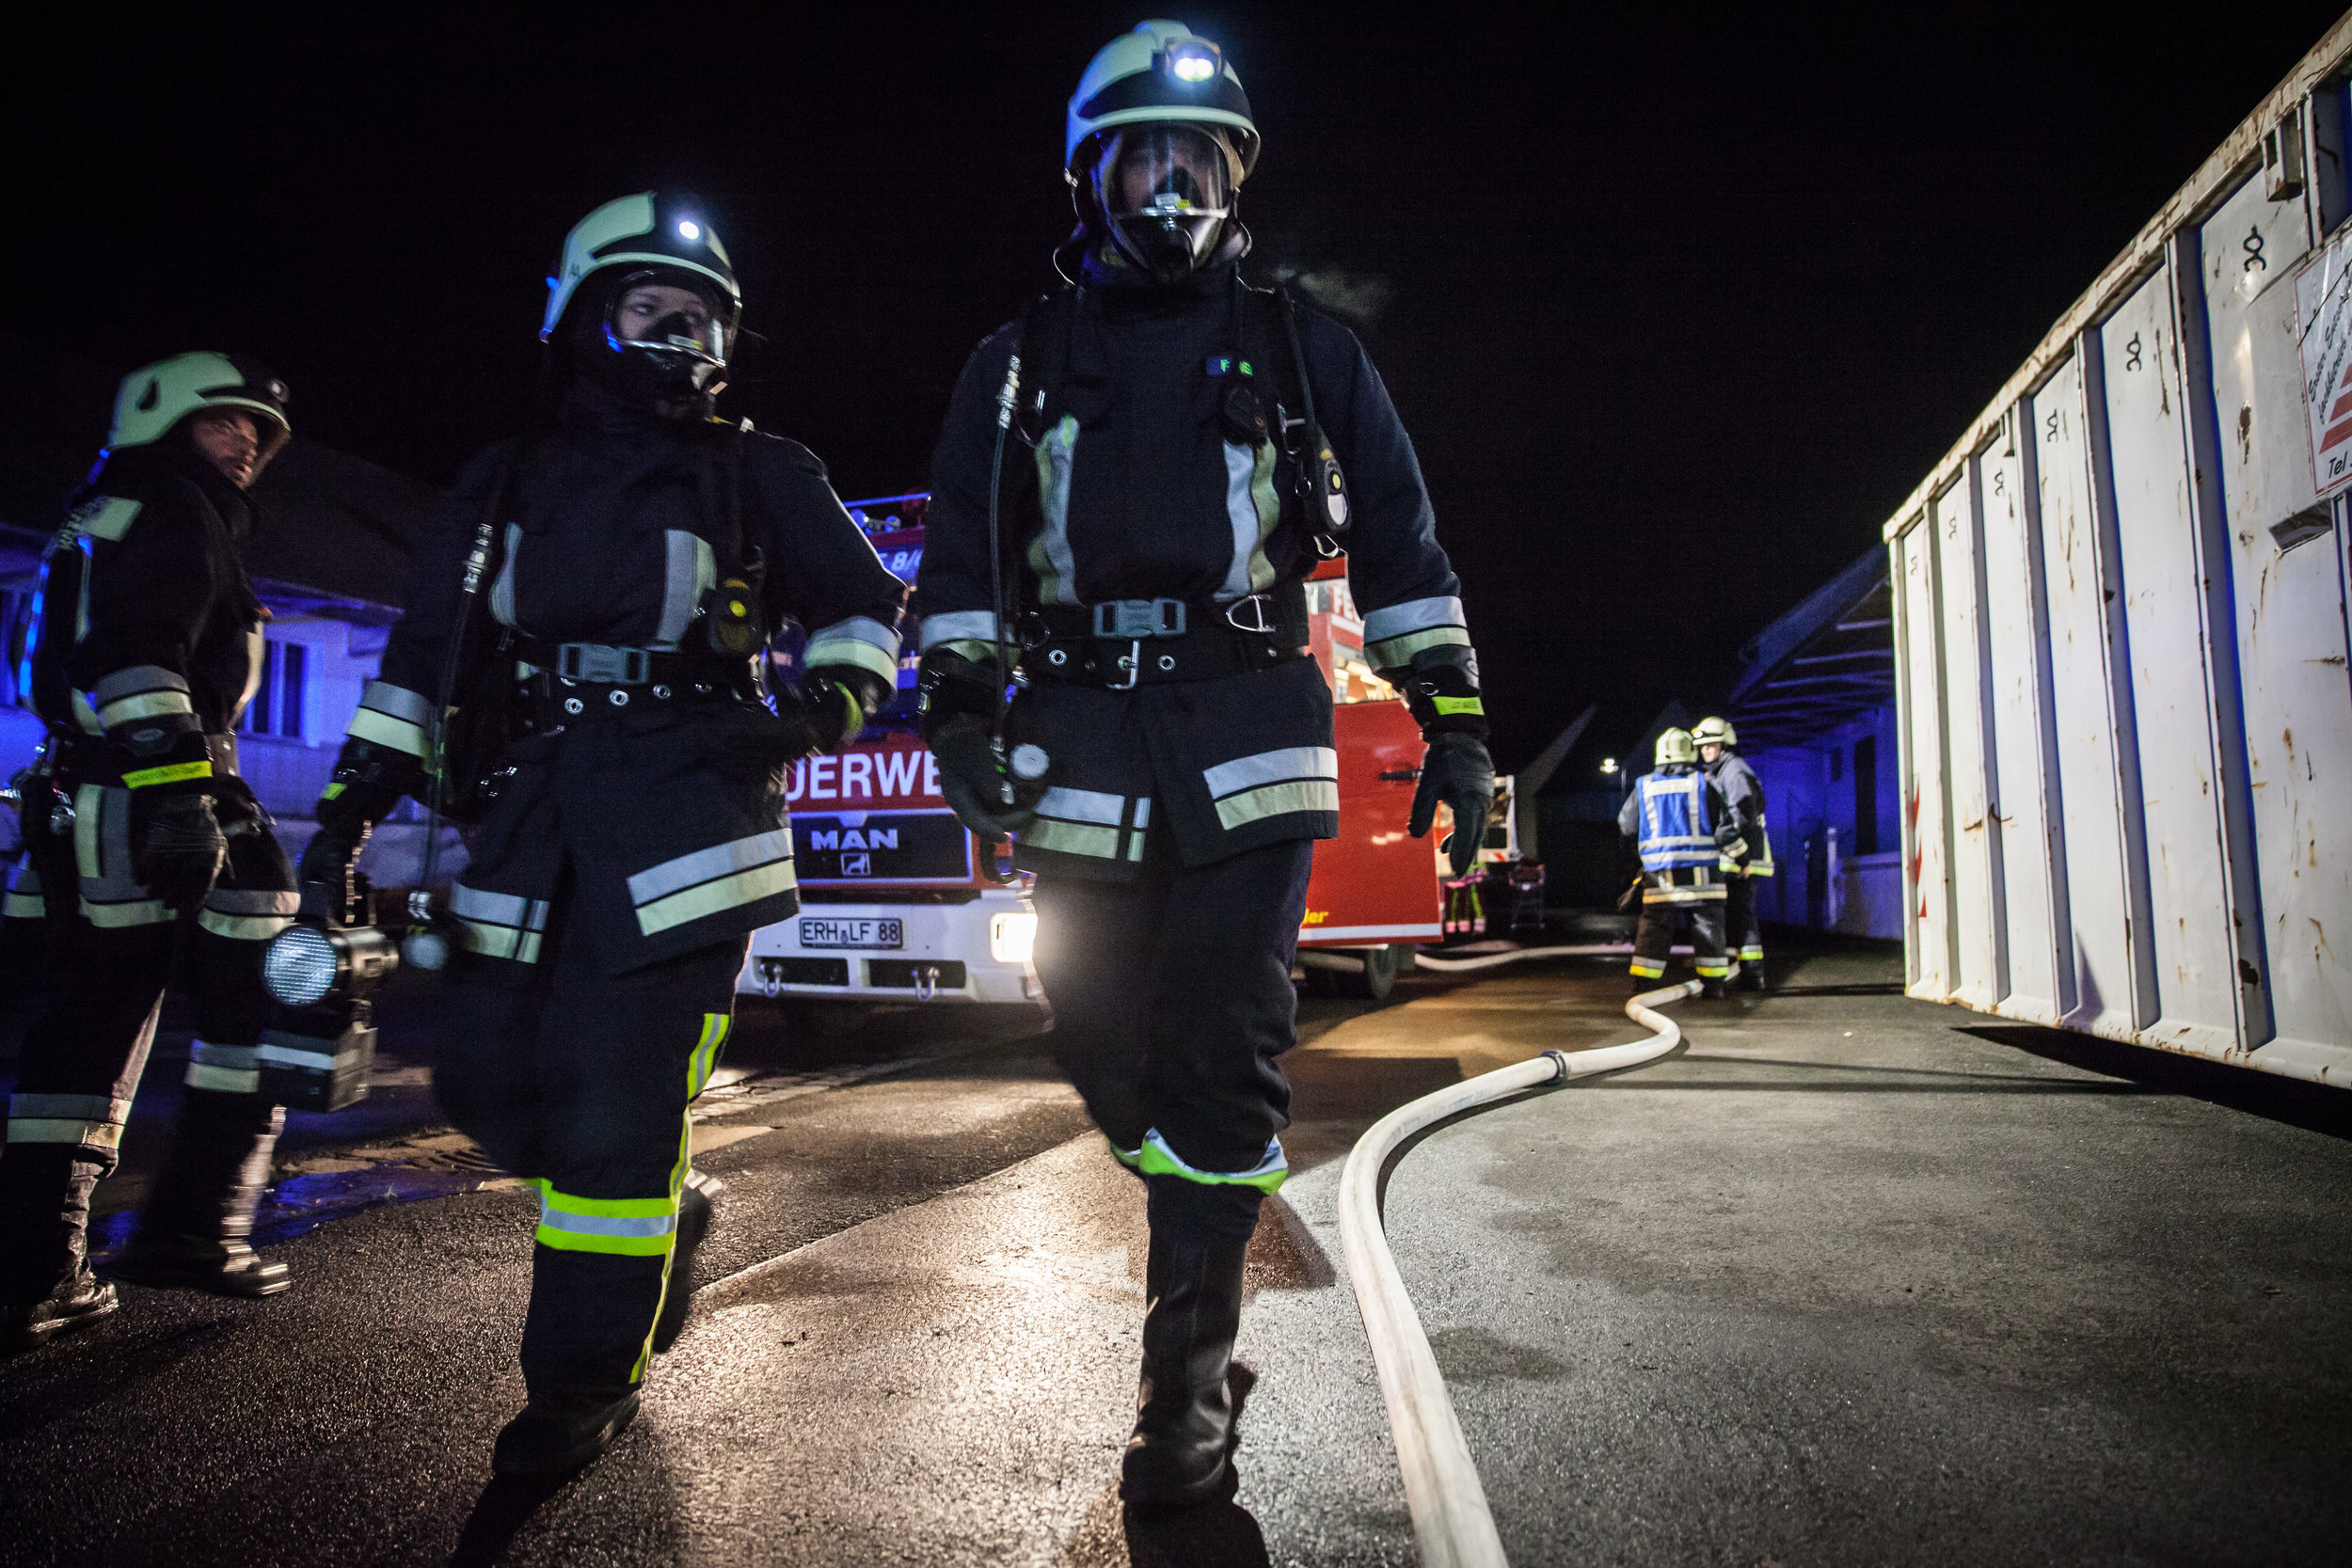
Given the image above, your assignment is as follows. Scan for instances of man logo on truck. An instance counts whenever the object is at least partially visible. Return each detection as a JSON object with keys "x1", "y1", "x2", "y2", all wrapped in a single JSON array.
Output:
[
  {"x1": 840, "y1": 853, "x2": 870, "y2": 877},
  {"x1": 807, "y1": 827, "x2": 899, "y2": 850}
]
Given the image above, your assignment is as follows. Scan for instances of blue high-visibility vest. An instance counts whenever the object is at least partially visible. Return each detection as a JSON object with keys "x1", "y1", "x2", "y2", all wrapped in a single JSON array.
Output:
[{"x1": 1635, "y1": 769, "x2": 1715, "y2": 873}]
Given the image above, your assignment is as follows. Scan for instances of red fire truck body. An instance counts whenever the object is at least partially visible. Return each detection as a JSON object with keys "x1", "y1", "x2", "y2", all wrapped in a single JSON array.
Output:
[{"x1": 738, "y1": 509, "x2": 1445, "y2": 1006}]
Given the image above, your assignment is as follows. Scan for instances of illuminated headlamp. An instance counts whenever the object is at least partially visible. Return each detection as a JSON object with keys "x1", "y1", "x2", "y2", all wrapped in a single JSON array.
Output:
[
  {"x1": 1158, "y1": 40, "x2": 1221, "y2": 84},
  {"x1": 263, "y1": 921, "x2": 399, "y2": 1007}
]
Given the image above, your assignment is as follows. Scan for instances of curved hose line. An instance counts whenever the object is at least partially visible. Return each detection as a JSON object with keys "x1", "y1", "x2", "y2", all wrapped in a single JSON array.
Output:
[
  {"x1": 1338, "y1": 977, "x2": 1703, "y2": 1568},
  {"x1": 1411, "y1": 942, "x2": 1630, "y2": 972}
]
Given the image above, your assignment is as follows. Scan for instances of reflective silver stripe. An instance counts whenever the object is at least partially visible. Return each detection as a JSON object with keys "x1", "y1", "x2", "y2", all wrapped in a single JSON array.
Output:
[
  {"x1": 626, "y1": 831, "x2": 795, "y2": 907},
  {"x1": 5, "y1": 892, "x2": 45, "y2": 919},
  {"x1": 92, "y1": 663, "x2": 188, "y2": 702},
  {"x1": 1029, "y1": 415, "x2": 1080, "y2": 607},
  {"x1": 74, "y1": 496, "x2": 142, "y2": 543},
  {"x1": 11, "y1": 1093, "x2": 129, "y2": 1123},
  {"x1": 451, "y1": 884, "x2": 548, "y2": 927},
  {"x1": 651, "y1": 531, "x2": 717, "y2": 651},
  {"x1": 537, "y1": 1208, "x2": 676, "y2": 1242},
  {"x1": 1213, "y1": 778, "x2": 1340, "y2": 831},
  {"x1": 349, "y1": 707, "x2": 429, "y2": 757},
  {"x1": 255, "y1": 1043, "x2": 342, "y2": 1071},
  {"x1": 806, "y1": 615, "x2": 903, "y2": 681},
  {"x1": 489, "y1": 523, "x2": 523, "y2": 628},
  {"x1": 458, "y1": 918, "x2": 543, "y2": 964},
  {"x1": 1133, "y1": 798, "x2": 1152, "y2": 831},
  {"x1": 1361, "y1": 596, "x2": 1468, "y2": 643},
  {"x1": 1217, "y1": 440, "x2": 1281, "y2": 602},
  {"x1": 1201, "y1": 746, "x2": 1338, "y2": 800},
  {"x1": 359, "y1": 680, "x2": 436, "y2": 728},
  {"x1": 918, "y1": 610, "x2": 1003, "y2": 652},
  {"x1": 1364, "y1": 626, "x2": 1473, "y2": 668},
  {"x1": 1034, "y1": 786, "x2": 1126, "y2": 827},
  {"x1": 1020, "y1": 816, "x2": 1120, "y2": 859},
  {"x1": 94, "y1": 666, "x2": 196, "y2": 729}
]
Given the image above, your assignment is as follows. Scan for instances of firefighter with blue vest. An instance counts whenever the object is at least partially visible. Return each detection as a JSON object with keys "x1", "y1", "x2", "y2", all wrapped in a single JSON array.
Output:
[
  {"x1": 2, "y1": 355, "x2": 304, "y2": 1352},
  {"x1": 1694, "y1": 716, "x2": 1770, "y2": 990},
  {"x1": 1619, "y1": 727, "x2": 1741, "y2": 998},
  {"x1": 300, "y1": 194, "x2": 907, "y2": 1471},
  {"x1": 915, "y1": 21, "x2": 1494, "y2": 1505}
]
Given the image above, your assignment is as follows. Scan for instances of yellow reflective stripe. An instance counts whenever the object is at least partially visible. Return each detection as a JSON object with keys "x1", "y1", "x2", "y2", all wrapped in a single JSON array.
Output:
[
  {"x1": 1134, "y1": 1130, "x2": 1288, "y2": 1194},
  {"x1": 6, "y1": 1119, "x2": 126, "y2": 1148},
  {"x1": 633, "y1": 859, "x2": 797, "y2": 938},
  {"x1": 1629, "y1": 962, "x2": 1666, "y2": 978},
  {"x1": 1364, "y1": 626, "x2": 1471, "y2": 668},
  {"x1": 97, "y1": 689, "x2": 195, "y2": 727},
  {"x1": 198, "y1": 910, "x2": 294, "y2": 942},
  {"x1": 1738, "y1": 945, "x2": 1765, "y2": 961},
  {"x1": 688, "y1": 1013, "x2": 729, "y2": 1099},
  {"x1": 186, "y1": 1062, "x2": 260, "y2": 1093},
  {"x1": 82, "y1": 897, "x2": 174, "y2": 927},
  {"x1": 803, "y1": 637, "x2": 899, "y2": 683},
  {"x1": 1695, "y1": 964, "x2": 1730, "y2": 977},
  {"x1": 1212, "y1": 778, "x2": 1340, "y2": 831},
  {"x1": 347, "y1": 705, "x2": 430, "y2": 758},
  {"x1": 1430, "y1": 695, "x2": 1484, "y2": 716},
  {"x1": 321, "y1": 782, "x2": 346, "y2": 800},
  {"x1": 122, "y1": 760, "x2": 212, "y2": 789},
  {"x1": 936, "y1": 639, "x2": 999, "y2": 664},
  {"x1": 458, "y1": 917, "x2": 543, "y2": 964},
  {"x1": 1020, "y1": 815, "x2": 1121, "y2": 859}
]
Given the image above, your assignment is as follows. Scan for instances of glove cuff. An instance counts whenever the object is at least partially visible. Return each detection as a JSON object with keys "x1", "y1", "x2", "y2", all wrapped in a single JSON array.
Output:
[
  {"x1": 117, "y1": 730, "x2": 218, "y2": 796},
  {"x1": 316, "y1": 736, "x2": 424, "y2": 834},
  {"x1": 1397, "y1": 649, "x2": 1488, "y2": 741}
]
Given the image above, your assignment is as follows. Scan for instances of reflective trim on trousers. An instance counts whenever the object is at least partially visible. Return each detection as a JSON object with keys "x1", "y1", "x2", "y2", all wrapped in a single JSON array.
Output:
[
  {"x1": 185, "y1": 1039, "x2": 263, "y2": 1095},
  {"x1": 1695, "y1": 964, "x2": 1730, "y2": 978},
  {"x1": 1134, "y1": 1129, "x2": 1288, "y2": 1195},
  {"x1": 1738, "y1": 944, "x2": 1764, "y2": 961},
  {"x1": 535, "y1": 1183, "x2": 680, "y2": 1258},
  {"x1": 8, "y1": 1091, "x2": 134, "y2": 1149},
  {"x1": 1629, "y1": 960, "x2": 1666, "y2": 978}
]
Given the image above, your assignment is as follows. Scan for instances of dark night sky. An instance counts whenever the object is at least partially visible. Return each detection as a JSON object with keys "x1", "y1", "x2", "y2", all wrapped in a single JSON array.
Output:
[{"x1": 8, "y1": 4, "x2": 2347, "y2": 767}]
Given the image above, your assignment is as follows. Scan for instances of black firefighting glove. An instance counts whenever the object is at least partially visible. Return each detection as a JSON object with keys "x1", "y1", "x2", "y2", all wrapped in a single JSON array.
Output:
[
  {"x1": 132, "y1": 790, "x2": 228, "y2": 913},
  {"x1": 313, "y1": 736, "x2": 425, "y2": 839},
  {"x1": 803, "y1": 665, "x2": 895, "y2": 754},
  {"x1": 1409, "y1": 732, "x2": 1496, "y2": 879},
  {"x1": 917, "y1": 649, "x2": 1044, "y2": 839}
]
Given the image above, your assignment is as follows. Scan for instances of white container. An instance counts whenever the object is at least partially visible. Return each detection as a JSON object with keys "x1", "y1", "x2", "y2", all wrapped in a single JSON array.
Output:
[{"x1": 1886, "y1": 19, "x2": 2352, "y2": 1085}]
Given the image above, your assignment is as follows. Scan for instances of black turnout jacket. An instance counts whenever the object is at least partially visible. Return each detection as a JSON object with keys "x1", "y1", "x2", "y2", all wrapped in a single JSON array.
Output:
[
  {"x1": 917, "y1": 258, "x2": 1479, "y2": 881},
  {"x1": 351, "y1": 384, "x2": 907, "y2": 974}
]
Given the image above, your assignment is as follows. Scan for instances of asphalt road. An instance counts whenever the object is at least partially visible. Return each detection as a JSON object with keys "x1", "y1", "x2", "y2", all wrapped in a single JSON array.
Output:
[{"x1": 2, "y1": 935, "x2": 2346, "y2": 1566}]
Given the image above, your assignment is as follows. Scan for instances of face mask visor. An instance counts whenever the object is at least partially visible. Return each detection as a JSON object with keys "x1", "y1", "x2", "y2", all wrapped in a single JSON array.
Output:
[
  {"x1": 602, "y1": 272, "x2": 732, "y2": 390},
  {"x1": 1098, "y1": 126, "x2": 1232, "y2": 276}
]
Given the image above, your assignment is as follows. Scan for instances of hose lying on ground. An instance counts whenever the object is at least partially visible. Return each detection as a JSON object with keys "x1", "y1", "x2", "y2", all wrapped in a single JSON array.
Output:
[
  {"x1": 1409, "y1": 942, "x2": 1629, "y2": 972},
  {"x1": 1336, "y1": 976, "x2": 1703, "y2": 1568}
]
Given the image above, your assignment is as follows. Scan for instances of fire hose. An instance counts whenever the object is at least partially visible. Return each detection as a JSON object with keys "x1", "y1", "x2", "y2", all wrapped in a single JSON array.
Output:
[{"x1": 1336, "y1": 976, "x2": 1703, "y2": 1568}]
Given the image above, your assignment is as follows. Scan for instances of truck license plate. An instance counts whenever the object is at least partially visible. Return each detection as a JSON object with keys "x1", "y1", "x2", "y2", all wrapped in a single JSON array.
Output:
[{"x1": 799, "y1": 917, "x2": 904, "y2": 950}]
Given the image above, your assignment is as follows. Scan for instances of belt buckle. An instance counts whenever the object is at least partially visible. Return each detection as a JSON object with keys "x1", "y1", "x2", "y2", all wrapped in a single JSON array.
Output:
[
  {"x1": 557, "y1": 643, "x2": 650, "y2": 684},
  {"x1": 1091, "y1": 598, "x2": 1185, "y2": 639}
]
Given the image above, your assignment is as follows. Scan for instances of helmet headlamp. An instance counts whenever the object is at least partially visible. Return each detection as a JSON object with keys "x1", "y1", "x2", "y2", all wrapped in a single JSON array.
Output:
[{"x1": 1160, "y1": 40, "x2": 1220, "y2": 83}]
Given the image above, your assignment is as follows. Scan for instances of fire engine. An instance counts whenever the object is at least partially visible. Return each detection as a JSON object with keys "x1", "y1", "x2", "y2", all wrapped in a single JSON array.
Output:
[{"x1": 738, "y1": 499, "x2": 1453, "y2": 1006}]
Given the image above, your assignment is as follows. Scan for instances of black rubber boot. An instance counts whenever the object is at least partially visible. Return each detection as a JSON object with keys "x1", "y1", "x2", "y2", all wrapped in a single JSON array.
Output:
[
  {"x1": 1120, "y1": 1231, "x2": 1251, "y2": 1507},
  {"x1": 492, "y1": 1387, "x2": 642, "y2": 1476},
  {"x1": 651, "y1": 1169, "x2": 723, "y2": 1355},
  {"x1": 111, "y1": 1093, "x2": 290, "y2": 1297},
  {"x1": 1735, "y1": 962, "x2": 1767, "y2": 992},
  {"x1": 1701, "y1": 977, "x2": 1727, "y2": 1001},
  {"x1": 1, "y1": 1145, "x2": 118, "y2": 1352}
]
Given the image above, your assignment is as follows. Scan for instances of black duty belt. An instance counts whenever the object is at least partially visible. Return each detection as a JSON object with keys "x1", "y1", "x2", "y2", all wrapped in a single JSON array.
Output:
[
  {"x1": 510, "y1": 637, "x2": 752, "y2": 732},
  {"x1": 48, "y1": 730, "x2": 240, "y2": 785},
  {"x1": 1023, "y1": 585, "x2": 1311, "y2": 689}
]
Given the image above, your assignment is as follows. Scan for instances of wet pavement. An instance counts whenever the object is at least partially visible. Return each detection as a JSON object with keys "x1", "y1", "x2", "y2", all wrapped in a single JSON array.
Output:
[{"x1": 1, "y1": 932, "x2": 2346, "y2": 1565}]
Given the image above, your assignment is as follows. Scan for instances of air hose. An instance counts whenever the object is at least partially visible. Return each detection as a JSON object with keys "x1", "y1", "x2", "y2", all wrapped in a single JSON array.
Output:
[{"x1": 1337, "y1": 976, "x2": 1703, "y2": 1568}]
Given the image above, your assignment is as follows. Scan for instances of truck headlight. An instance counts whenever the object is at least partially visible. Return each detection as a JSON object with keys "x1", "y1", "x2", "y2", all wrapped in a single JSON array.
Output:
[
  {"x1": 262, "y1": 922, "x2": 400, "y2": 1006},
  {"x1": 989, "y1": 911, "x2": 1037, "y2": 966}
]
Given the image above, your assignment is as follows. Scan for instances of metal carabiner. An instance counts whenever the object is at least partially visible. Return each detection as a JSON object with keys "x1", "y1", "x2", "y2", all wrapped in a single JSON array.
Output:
[
  {"x1": 1106, "y1": 639, "x2": 1142, "y2": 690},
  {"x1": 1224, "y1": 594, "x2": 1274, "y2": 634}
]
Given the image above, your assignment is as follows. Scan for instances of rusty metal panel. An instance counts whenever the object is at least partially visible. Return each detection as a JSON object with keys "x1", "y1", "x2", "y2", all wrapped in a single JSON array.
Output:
[
  {"x1": 1893, "y1": 516, "x2": 1952, "y2": 1001},
  {"x1": 1978, "y1": 413, "x2": 2065, "y2": 1023},
  {"x1": 2098, "y1": 264, "x2": 2246, "y2": 1056},
  {"x1": 2030, "y1": 347, "x2": 2157, "y2": 1038},
  {"x1": 1935, "y1": 473, "x2": 2005, "y2": 1009},
  {"x1": 2206, "y1": 184, "x2": 2352, "y2": 1069}
]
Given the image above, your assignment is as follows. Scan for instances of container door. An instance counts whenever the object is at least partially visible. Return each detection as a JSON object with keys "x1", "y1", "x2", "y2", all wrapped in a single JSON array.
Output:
[
  {"x1": 2202, "y1": 177, "x2": 2352, "y2": 1065},
  {"x1": 2030, "y1": 351, "x2": 2153, "y2": 1037},
  {"x1": 1936, "y1": 473, "x2": 2004, "y2": 1009},
  {"x1": 2098, "y1": 265, "x2": 2244, "y2": 1054},
  {"x1": 1895, "y1": 514, "x2": 1954, "y2": 1001},
  {"x1": 1979, "y1": 415, "x2": 2063, "y2": 1023}
]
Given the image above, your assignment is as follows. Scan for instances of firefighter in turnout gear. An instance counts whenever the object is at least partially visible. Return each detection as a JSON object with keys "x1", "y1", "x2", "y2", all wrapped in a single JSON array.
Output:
[
  {"x1": 1694, "y1": 716, "x2": 1770, "y2": 990},
  {"x1": 300, "y1": 193, "x2": 907, "y2": 1472},
  {"x1": 1620, "y1": 728, "x2": 1741, "y2": 999},
  {"x1": 915, "y1": 21, "x2": 1495, "y2": 1506},
  {"x1": 1, "y1": 354, "x2": 302, "y2": 1352}
]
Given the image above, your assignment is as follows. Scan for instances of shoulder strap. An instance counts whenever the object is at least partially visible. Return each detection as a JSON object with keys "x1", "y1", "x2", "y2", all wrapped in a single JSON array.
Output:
[{"x1": 1014, "y1": 287, "x2": 1078, "y2": 444}]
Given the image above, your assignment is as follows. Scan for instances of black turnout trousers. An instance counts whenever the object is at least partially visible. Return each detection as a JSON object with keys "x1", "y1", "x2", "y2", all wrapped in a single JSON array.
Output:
[
  {"x1": 1, "y1": 785, "x2": 294, "y2": 1297},
  {"x1": 434, "y1": 876, "x2": 743, "y2": 1397},
  {"x1": 1028, "y1": 830, "x2": 1313, "y2": 1182},
  {"x1": 1724, "y1": 874, "x2": 1765, "y2": 965}
]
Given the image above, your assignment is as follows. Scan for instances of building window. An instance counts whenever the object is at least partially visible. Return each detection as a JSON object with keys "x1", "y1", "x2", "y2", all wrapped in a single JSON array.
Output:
[
  {"x1": 1853, "y1": 735, "x2": 1878, "y2": 855},
  {"x1": 240, "y1": 640, "x2": 307, "y2": 740}
]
